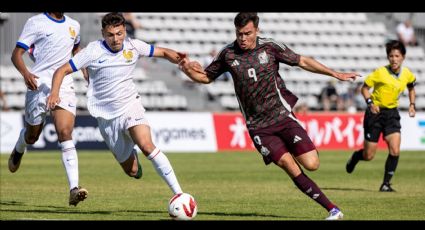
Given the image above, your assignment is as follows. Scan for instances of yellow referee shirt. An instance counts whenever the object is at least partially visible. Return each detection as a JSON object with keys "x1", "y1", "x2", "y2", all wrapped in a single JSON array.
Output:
[{"x1": 364, "y1": 65, "x2": 416, "y2": 109}]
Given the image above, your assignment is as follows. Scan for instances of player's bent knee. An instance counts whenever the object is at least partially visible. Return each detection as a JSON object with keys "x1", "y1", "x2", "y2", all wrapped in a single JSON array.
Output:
[
  {"x1": 389, "y1": 148, "x2": 400, "y2": 156},
  {"x1": 304, "y1": 161, "x2": 320, "y2": 171}
]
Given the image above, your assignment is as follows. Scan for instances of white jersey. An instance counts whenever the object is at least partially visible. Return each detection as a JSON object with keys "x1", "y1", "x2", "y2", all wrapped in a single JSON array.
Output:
[
  {"x1": 17, "y1": 13, "x2": 81, "y2": 90},
  {"x1": 70, "y1": 38, "x2": 154, "y2": 119}
]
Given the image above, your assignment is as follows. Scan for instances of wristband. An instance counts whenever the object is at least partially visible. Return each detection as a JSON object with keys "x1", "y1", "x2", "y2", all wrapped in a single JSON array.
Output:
[{"x1": 366, "y1": 98, "x2": 373, "y2": 105}]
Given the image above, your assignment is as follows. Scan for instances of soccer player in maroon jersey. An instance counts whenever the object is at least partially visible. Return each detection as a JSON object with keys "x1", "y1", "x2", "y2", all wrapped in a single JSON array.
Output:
[{"x1": 179, "y1": 12, "x2": 360, "y2": 220}]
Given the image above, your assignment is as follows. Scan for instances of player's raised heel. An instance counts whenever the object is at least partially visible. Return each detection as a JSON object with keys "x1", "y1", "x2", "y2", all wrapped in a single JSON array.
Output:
[
  {"x1": 69, "y1": 186, "x2": 88, "y2": 206},
  {"x1": 8, "y1": 148, "x2": 25, "y2": 173}
]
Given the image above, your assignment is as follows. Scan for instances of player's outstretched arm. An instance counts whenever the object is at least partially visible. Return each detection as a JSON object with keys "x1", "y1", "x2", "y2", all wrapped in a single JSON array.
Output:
[
  {"x1": 179, "y1": 59, "x2": 211, "y2": 84},
  {"x1": 298, "y1": 55, "x2": 360, "y2": 82},
  {"x1": 46, "y1": 63, "x2": 74, "y2": 110},
  {"x1": 153, "y1": 47, "x2": 187, "y2": 64}
]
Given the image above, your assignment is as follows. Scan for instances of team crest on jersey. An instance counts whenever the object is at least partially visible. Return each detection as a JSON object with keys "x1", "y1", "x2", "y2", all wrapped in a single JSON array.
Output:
[
  {"x1": 123, "y1": 50, "x2": 133, "y2": 63},
  {"x1": 258, "y1": 51, "x2": 269, "y2": 64},
  {"x1": 69, "y1": 27, "x2": 76, "y2": 39}
]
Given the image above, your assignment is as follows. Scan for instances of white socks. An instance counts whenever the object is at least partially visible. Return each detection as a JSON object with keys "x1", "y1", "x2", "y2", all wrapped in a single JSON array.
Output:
[
  {"x1": 147, "y1": 148, "x2": 182, "y2": 194},
  {"x1": 15, "y1": 128, "x2": 28, "y2": 153},
  {"x1": 60, "y1": 140, "x2": 79, "y2": 190}
]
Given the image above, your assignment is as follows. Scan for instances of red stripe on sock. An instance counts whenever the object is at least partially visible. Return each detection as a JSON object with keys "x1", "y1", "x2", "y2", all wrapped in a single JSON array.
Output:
[
  {"x1": 327, "y1": 204, "x2": 337, "y2": 211},
  {"x1": 149, "y1": 149, "x2": 160, "y2": 159}
]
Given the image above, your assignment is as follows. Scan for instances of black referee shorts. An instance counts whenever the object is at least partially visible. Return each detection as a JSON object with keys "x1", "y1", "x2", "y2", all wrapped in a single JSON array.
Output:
[{"x1": 363, "y1": 107, "x2": 401, "y2": 142}]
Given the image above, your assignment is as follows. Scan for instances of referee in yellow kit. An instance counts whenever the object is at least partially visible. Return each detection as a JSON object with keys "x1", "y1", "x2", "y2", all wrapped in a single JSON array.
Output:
[{"x1": 345, "y1": 40, "x2": 416, "y2": 192}]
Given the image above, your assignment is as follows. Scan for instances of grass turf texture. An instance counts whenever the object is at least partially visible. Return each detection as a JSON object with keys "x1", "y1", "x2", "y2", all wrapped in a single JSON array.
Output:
[{"x1": 1, "y1": 150, "x2": 424, "y2": 220}]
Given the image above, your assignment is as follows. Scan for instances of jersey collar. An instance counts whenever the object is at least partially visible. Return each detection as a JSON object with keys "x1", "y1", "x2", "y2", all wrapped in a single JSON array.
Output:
[
  {"x1": 385, "y1": 65, "x2": 402, "y2": 78},
  {"x1": 44, "y1": 12, "x2": 66, "y2": 23},
  {"x1": 102, "y1": 40, "x2": 123, "y2": 54}
]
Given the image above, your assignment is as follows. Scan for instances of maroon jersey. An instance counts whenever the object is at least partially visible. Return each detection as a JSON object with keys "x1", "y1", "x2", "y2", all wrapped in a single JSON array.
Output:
[{"x1": 205, "y1": 37, "x2": 300, "y2": 130}]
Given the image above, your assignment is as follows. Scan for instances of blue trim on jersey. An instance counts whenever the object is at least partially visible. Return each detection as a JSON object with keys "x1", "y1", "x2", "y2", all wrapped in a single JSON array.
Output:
[
  {"x1": 102, "y1": 40, "x2": 122, "y2": 53},
  {"x1": 44, "y1": 12, "x2": 66, "y2": 23},
  {"x1": 16, "y1": 42, "x2": 29, "y2": 50},
  {"x1": 69, "y1": 60, "x2": 78, "y2": 72},
  {"x1": 149, "y1": 45, "x2": 154, "y2": 57}
]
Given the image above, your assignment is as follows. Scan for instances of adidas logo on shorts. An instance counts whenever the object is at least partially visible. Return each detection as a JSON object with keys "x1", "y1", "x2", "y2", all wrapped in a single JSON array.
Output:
[{"x1": 293, "y1": 135, "x2": 302, "y2": 143}]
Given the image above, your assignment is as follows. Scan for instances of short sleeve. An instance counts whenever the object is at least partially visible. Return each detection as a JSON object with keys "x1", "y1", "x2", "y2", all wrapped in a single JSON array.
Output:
[
  {"x1": 16, "y1": 18, "x2": 38, "y2": 51},
  {"x1": 130, "y1": 39, "x2": 154, "y2": 57},
  {"x1": 205, "y1": 48, "x2": 227, "y2": 81},
  {"x1": 408, "y1": 71, "x2": 416, "y2": 84},
  {"x1": 364, "y1": 69, "x2": 379, "y2": 88},
  {"x1": 270, "y1": 40, "x2": 300, "y2": 66},
  {"x1": 69, "y1": 45, "x2": 93, "y2": 72}
]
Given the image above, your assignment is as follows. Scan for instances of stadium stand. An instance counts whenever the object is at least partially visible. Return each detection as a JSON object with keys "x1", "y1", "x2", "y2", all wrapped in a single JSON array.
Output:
[
  {"x1": 131, "y1": 13, "x2": 424, "y2": 111},
  {"x1": 1, "y1": 13, "x2": 424, "y2": 112}
]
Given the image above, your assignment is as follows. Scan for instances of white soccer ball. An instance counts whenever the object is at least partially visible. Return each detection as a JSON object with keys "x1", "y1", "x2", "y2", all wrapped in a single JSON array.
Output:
[{"x1": 168, "y1": 193, "x2": 198, "y2": 220}]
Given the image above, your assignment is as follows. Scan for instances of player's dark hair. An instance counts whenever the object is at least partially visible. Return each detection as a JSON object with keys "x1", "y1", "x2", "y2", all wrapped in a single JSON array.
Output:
[
  {"x1": 102, "y1": 12, "x2": 126, "y2": 29},
  {"x1": 386, "y1": 40, "x2": 406, "y2": 57},
  {"x1": 234, "y1": 12, "x2": 259, "y2": 28}
]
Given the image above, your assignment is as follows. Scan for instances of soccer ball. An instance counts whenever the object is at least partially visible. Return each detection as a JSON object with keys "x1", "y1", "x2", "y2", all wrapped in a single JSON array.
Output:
[{"x1": 168, "y1": 193, "x2": 197, "y2": 220}]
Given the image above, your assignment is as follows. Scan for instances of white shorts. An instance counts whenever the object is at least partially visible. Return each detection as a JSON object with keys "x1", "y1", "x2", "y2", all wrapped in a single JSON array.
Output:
[
  {"x1": 96, "y1": 99, "x2": 149, "y2": 163},
  {"x1": 25, "y1": 84, "x2": 77, "y2": 126}
]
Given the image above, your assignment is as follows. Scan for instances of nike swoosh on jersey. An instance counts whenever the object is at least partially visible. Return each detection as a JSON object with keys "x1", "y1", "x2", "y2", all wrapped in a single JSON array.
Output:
[
  {"x1": 46, "y1": 33, "x2": 53, "y2": 37},
  {"x1": 98, "y1": 59, "x2": 107, "y2": 63}
]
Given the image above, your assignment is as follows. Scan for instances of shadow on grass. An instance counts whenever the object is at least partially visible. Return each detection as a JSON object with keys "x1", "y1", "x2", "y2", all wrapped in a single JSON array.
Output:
[
  {"x1": 0, "y1": 200, "x2": 165, "y2": 217},
  {"x1": 1, "y1": 200, "x2": 308, "y2": 220},
  {"x1": 321, "y1": 187, "x2": 374, "y2": 192},
  {"x1": 198, "y1": 211, "x2": 309, "y2": 220}
]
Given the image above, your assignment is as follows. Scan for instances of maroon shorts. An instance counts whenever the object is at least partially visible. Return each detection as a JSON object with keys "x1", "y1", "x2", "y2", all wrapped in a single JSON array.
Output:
[{"x1": 249, "y1": 116, "x2": 316, "y2": 165}]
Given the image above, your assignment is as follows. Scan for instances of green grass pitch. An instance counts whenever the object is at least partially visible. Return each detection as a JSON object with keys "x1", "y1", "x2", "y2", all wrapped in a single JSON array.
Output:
[{"x1": 1, "y1": 150, "x2": 424, "y2": 220}]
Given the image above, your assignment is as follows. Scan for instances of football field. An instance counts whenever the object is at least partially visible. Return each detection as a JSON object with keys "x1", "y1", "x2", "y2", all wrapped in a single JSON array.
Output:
[{"x1": 1, "y1": 150, "x2": 424, "y2": 220}]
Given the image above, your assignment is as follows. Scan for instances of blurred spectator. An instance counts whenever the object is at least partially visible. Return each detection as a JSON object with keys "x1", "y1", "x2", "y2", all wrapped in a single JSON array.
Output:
[
  {"x1": 293, "y1": 102, "x2": 309, "y2": 115},
  {"x1": 0, "y1": 12, "x2": 9, "y2": 25},
  {"x1": 0, "y1": 90, "x2": 9, "y2": 111},
  {"x1": 353, "y1": 82, "x2": 367, "y2": 111},
  {"x1": 319, "y1": 80, "x2": 344, "y2": 111},
  {"x1": 342, "y1": 82, "x2": 367, "y2": 113},
  {"x1": 122, "y1": 13, "x2": 142, "y2": 39},
  {"x1": 396, "y1": 19, "x2": 418, "y2": 46}
]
